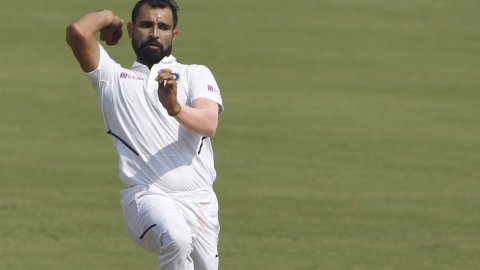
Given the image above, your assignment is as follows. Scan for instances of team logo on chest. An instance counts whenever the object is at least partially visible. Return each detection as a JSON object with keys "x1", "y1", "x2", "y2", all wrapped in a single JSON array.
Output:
[{"x1": 173, "y1": 72, "x2": 180, "y2": 81}]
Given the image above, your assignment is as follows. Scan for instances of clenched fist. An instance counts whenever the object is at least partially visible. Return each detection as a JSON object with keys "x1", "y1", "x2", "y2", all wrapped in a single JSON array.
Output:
[
  {"x1": 156, "y1": 69, "x2": 181, "y2": 116},
  {"x1": 99, "y1": 16, "x2": 123, "y2": 45}
]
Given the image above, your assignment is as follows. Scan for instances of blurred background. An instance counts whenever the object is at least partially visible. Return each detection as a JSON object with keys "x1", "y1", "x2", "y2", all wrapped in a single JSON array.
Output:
[{"x1": 1, "y1": 0, "x2": 479, "y2": 269}]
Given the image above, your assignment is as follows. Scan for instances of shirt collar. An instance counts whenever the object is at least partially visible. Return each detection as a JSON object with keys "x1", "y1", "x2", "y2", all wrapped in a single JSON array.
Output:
[{"x1": 131, "y1": 55, "x2": 177, "y2": 74}]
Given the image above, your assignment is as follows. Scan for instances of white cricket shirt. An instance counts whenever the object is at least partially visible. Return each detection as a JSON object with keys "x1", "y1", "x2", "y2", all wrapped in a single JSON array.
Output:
[{"x1": 87, "y1": 44, "x2": 224, "y2": 192}]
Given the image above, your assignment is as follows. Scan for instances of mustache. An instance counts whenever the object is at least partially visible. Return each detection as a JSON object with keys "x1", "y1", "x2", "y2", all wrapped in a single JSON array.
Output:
[{"x1": 141, "y1": 39, "x2": 164, "y2": 50}]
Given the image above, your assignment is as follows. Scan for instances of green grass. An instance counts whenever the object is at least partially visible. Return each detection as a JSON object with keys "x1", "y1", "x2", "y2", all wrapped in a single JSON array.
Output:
[{"x1": 1, "y1": 0, "x2": 480, "y2": 269}]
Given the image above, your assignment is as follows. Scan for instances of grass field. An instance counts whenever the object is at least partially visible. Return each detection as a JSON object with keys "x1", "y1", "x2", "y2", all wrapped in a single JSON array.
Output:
[{"x1": 1, "y1": 0, "x2": 480, "y2": 269}]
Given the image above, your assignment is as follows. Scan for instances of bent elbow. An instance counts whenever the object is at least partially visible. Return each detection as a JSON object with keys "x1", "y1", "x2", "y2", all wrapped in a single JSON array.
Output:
[
  {"x1": 66, "y1": 23, "x2": 77, "y2": 46},
  {"x1": 206, "y1": 116, "x2": 219, "y2": 138},
  {"x1": 205, "y1": 127, "x2": 217, "y2": 138},
  {"x1": 65, "y1": 22, "x2": 85, "y2": 47},
  {"x1": 202, "y1": 119, "x2": 218, "y2": 138}
]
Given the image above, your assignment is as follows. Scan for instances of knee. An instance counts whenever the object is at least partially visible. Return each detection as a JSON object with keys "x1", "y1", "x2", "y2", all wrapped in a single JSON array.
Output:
[
  {"x1": 156, "y1": 228, "x2": 195, "y2": 270},
  {"x1": 161, "y1": 228, "x2": 194, "y2": 256}
]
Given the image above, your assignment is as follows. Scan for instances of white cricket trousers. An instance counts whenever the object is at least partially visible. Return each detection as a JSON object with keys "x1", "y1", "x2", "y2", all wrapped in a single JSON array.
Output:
[{"x1": 120, "y1": 185, "x2": 220, "y2": 270}]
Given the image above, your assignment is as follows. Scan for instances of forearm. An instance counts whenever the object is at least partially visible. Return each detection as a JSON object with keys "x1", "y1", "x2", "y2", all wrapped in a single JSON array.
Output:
[
  {"x1": 66, "y1": 10, "x2": 122, "y2": 72},
  {"x1": 66, "y1": 10, "x2": 119, "y2": 42},
  {"x1": 174, "y1": 101, "x2": 219, "y2": 138}
]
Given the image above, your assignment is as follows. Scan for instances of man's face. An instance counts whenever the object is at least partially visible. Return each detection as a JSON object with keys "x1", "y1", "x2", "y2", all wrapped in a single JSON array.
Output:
[{"x1": 128, "y1": 5, "x2": 178, "y2": 67}]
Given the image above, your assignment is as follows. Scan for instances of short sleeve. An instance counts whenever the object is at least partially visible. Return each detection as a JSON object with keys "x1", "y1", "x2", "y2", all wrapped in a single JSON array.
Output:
[
  {"x1": 86, "y1": 43, "x2": 120, "y2": 94},
  {"x1": 188, "y1": 65, "x2": 224, "y2": 114}
]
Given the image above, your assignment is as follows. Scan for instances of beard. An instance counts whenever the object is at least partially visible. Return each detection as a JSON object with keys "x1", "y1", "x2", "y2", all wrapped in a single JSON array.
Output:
[{"x1": 132, "y1": 37, "x2": 173, "y2": 66}]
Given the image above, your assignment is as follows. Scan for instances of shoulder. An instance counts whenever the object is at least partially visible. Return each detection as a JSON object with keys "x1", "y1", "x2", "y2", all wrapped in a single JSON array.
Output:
[
  {"x1": 89, "y1": 43, "x2": 133, "y2": 80},
  {"x1": 184, "y1": 64, "x2": 217, "y2": 82},
  {"x1": 88, "y1": 43, "x2": 123, "y2": 74},
  {"x1": 187, "y1": 64, "x2": 213, "y2": 74}
]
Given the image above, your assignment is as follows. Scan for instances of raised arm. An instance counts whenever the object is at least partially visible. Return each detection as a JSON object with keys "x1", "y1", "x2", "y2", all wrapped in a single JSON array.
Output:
[{"x1": 66, "y1": 10, "x2": 123, "y2": 72}]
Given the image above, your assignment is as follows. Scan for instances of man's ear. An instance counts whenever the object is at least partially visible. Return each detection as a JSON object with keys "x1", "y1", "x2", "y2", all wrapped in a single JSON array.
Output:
[
  {"x1": 127, "y1": 22, "x2": 133, "y2": 38},
  {"x1": 173, "y1": 28, "x2": 179, "y2": 42}
]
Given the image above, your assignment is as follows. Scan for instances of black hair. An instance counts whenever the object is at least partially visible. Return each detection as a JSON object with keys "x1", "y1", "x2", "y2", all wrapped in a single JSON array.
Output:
[{"x1": 131, "y1": 0, "x2": 179, "y2": 27}]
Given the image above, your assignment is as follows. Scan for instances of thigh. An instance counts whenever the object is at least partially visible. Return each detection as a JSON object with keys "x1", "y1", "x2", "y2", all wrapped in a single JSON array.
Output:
[
  {"x1": 180, "y1": 192, "x2": 220, "y2": 270},
  {"x1": 123, "y1": 193, "x2": 192, "y2": 253},
  {"x1": 190, "y1": 236, "x2": 219, "y2": 270}
]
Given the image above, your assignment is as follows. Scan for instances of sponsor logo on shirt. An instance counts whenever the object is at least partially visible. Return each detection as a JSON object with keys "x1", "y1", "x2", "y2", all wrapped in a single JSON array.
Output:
[
  {"x1": 207, "y1": 84, "x2": 217, "y2": 92},
  {"x1": 120, "y1": 72, "x2": 144, "y2": 81}
]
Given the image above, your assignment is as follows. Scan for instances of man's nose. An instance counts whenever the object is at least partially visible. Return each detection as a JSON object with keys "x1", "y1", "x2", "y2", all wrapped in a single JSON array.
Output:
[{"x1": 149, "y1": 27, "x2": 159, "y2": 38}]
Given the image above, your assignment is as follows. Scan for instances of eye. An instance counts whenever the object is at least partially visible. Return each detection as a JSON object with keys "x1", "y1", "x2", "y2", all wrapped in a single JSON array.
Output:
[
  {"x1": 158, "y1": 23, "x2": 171, "y2": 30},
  {"x1": 139, "y1": 21, "x2": 153, "y2": 28}
]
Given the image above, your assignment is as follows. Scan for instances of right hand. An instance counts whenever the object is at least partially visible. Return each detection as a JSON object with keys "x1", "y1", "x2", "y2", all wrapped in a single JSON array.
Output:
[
  {"x1": 157, "y1": 69, "x2": 181, "y2": 116},
  {"x1": 100, "y1": 16, "x2": 123, "y2": 45}
]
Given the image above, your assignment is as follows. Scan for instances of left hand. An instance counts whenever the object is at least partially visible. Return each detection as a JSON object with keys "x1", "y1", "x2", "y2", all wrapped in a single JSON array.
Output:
[{"x1": 156, "y1": 69, "x2": 181, "y2": 116}]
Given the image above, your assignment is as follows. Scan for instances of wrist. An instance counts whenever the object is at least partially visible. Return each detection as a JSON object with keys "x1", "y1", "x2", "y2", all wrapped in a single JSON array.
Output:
[{"x1": 99, "y1": 10, "x2": 121, "y2": 27}]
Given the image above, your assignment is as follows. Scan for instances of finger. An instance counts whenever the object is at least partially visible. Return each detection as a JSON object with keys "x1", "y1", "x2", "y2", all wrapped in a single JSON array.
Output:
[
  {"x1": 156, "y1": 71, "x2": 174, "y2": 83},
  {"x1": 158, "y1": 79, "x2": 176, "y2": 89},
  {"x1": 99, "y1": 30, "x2": 107, "y2": 41},
  {"x1": 156, "y1": 69, "x2": 172, "y2": 78},
  {"x1": 111, "y1": 28, "x2": 122, "y2": 44}
]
